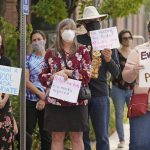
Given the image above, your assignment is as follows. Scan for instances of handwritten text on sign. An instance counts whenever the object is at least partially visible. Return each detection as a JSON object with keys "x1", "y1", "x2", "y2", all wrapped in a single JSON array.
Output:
[
  {"x1": 139, "y1": 49, "x2": 150, "y2": 87},
  {"x1": 49, "y1": 75, "x2": 81, "y2": 103},
  {"x1": 90, "y1": 27, "x2": 120, "y2": 50},
  {"x1": 0, "y1": 65, "x2": 22, "y2": 95}
]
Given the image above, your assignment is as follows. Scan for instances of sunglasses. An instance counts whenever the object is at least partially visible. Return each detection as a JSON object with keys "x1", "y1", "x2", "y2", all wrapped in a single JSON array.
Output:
[
  {"x1": 84, "y1": 19, "x2": 99, "y2": 24},
  {"x1": 122, "y1": 37, "x2": 132, "y2": 41}
]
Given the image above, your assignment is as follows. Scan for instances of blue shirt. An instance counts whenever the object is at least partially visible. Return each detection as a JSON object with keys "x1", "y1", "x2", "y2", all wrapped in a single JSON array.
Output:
[{"x1": 26, "y1": 53, "x2": 45, "y2": 102}]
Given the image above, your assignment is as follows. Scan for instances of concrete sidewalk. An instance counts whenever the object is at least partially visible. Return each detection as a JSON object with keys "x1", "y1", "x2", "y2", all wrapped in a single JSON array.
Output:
[
  {"x1": 109, "y1": 124, "x2": 129, "y2": 150},
  {"x1": 91, "y1": 124, "x2": 130, "y2": 150}
]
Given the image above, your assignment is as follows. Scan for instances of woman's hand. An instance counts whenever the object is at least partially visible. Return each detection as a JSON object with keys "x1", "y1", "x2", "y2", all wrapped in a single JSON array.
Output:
[
  {"x1": 36, "y1": 100, "x2": 45, "y2": 111},
  {"x1": 55, "y1": 70, "x2": 68, "y2": 80},
  {"x1": 101, "y1": 48, "x2": 112, "y2": 62}
]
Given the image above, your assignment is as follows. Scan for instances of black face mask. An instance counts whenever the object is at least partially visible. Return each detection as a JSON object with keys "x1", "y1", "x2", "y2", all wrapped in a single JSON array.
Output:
[{"x1": 85, "y1": 21, "x2": 100, "y2": 31}]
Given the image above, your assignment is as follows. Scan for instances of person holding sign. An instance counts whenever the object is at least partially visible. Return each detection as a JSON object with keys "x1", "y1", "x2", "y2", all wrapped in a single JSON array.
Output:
[
  {"x1": 122, "y1": 22, "x2": 150, "y2": 150},
  {"x1": 39, "y1": 18, "x2": 91, "y2": 150},
  {"x1": 26, "y1": 30, "x2": 51, "y2": 150},
  {"x1": 111, "y1": 30, "x2": 134, "y2": 148},
  {"x1": 0, "y1": 34, "x2": 15, "y2": 149},
  {"x1": 77, "y1": 6, "x2": 120, "y2": 150}
]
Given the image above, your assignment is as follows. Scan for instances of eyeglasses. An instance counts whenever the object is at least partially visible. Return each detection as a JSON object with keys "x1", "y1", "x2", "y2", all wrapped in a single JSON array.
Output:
[{"x1": 122, "y1": 37, "x2": 132, "y2": 41}]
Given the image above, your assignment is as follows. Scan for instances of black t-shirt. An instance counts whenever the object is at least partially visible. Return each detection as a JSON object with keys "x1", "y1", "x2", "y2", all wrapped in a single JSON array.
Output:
[
  {"x1": 77, "y1": 33, "x2": 120, "y2": 96},
  {"x1": 0, "y1": 56, "x2": 11, "y2": 66},
  {"x1": 112, "y1": 51, "x2": 135, "y2": 90}
]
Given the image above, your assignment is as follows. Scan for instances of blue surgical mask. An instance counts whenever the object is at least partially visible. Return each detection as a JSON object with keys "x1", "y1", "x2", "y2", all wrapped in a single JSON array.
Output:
[{"x1": 31, "y1": 40, "x2": 46, "y2": 51}]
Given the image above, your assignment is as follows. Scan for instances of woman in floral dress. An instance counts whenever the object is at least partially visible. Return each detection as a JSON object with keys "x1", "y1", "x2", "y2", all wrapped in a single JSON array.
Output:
[
  {"x1": 39, "y1": 18, "x2": 91, "y2": 150},
  {"x1": 0, "y1": 34, "x2": 14, "y2": 149}
]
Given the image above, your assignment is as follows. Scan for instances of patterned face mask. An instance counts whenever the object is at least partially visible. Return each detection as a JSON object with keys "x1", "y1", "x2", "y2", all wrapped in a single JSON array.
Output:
[{"x1": 31, "y1": 40, "x2": 46, "y2": 51}]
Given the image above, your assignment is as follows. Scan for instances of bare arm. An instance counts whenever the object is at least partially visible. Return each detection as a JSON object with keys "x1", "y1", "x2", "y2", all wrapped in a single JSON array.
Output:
[
  {"x1": 0, "y1": 93, "x2": 10, "y2": 109},
  {"x1": 122, "y1": 63, "x2": 138, "y2": 83},
  {"x1": 122, "y1": 49, "x2": 144, "y2": 83}
]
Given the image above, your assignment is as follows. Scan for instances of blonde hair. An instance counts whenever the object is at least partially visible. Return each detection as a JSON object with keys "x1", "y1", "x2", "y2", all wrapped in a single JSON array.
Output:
[{"x1": 54, "y1": 18, "x2": 79, "y2": 56}]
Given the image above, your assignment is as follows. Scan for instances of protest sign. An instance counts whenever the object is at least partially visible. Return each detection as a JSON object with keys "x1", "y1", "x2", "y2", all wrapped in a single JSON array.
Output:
[
  {"x1": 49, "y1": 75, "x2": 81, "y2": 103},
  {"x1": 0, "y1": 65, "x2": 22, "y2": 95},
  {"x1": 139, "y1": 49, "x2": 150, "y2": 87},
  {"x1": 90, "y1": 27, "x2": 120, "y2": 50}
]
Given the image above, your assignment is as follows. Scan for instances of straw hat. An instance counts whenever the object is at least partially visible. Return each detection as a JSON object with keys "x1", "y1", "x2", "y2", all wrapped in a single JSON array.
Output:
[{"x1": 77, "y1": 6, "x2": 108, "y2": 24}]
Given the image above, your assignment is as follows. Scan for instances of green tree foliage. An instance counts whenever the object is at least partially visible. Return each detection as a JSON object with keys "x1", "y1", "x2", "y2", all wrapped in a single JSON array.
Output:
[
  {"x1": 0, "y1": 17, "x2": 19, "y2": 66},
  {"x1": 32, "y1": 0, "x2": 68, "y2": 24},
  {"x1": 79, "y1": 0, "x2": 145, "y2": 18},
  {"x1": 100, "y1": 0, "x2": 145, "y2": 18},
  {"x1": 0, "y1": 17, "x2": 33, "y2": 66},
  {"x1": 65, "y1": 0, "x2": 79, "y2": 17}
]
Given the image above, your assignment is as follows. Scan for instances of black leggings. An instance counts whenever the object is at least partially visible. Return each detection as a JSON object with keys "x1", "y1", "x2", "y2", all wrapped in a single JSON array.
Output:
[{"x1": 26, "y1": 100, "x2": 51, "y2": 150}]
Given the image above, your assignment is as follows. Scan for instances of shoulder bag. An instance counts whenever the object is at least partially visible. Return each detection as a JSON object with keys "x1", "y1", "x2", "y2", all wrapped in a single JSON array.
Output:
[
  {"x1": 127, "y1": 89, "x2": 150, "y2": 118},
  {"x1": 62, "y1": 54, "x2": 91, "y2": 101}
]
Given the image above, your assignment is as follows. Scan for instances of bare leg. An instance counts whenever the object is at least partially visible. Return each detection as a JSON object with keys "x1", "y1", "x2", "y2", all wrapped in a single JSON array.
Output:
[
  {"x1": 70, "y1": 132, "x2": 84, "y2": 150},
  {"x1": 51, "y1": 132, "x2": 65, "y2": 150}
]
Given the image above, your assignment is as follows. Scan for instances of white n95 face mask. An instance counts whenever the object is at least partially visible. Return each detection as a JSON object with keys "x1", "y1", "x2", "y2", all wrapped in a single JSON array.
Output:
[{"x1": 61, "y1": 30, "x2": 75, "y2": 42}]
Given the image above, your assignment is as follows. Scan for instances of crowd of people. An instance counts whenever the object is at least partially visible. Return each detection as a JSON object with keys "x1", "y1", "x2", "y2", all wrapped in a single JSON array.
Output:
[{"x1": 0, "y1": 5, "x2": 150, "y2": 150}]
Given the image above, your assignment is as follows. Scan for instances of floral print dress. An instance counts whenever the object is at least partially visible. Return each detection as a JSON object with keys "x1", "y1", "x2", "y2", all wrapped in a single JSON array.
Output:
[
  {"x1": 39, "y1": 46, "x2": 91, "y2": 106},
  {"x1": 0, "y1": 56, "x2": 14, "y2": 150},
  {"x1": 0, "y1": 100, "x2": 14, "y2": 150}
]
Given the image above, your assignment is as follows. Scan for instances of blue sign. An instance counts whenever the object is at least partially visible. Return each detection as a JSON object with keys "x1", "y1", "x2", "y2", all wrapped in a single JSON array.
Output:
[{"x1": 23, "y1": 0, "x2": 29, "y2": 15}]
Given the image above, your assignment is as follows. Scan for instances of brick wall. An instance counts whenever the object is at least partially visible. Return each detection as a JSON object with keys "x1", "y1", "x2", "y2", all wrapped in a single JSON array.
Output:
[{"x1": 4, "y1": 0, "x2": 18, "y2": 26}]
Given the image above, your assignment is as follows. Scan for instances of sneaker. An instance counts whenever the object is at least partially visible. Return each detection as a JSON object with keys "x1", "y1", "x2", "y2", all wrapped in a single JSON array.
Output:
[{"x1": 118, "y1": 141, "x2": 125, "y2": 148}]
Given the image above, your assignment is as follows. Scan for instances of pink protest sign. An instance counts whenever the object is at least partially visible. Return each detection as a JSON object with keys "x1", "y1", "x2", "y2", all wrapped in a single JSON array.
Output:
[
  {"x1": 90, "y1": 27, "x2": 120, "y2": 50},
  {"x1": 49, "y1": 75, "x2": 81, "y2": 103}
]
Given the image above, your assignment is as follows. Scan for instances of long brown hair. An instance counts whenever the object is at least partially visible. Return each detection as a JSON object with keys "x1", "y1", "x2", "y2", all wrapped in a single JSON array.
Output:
[
  {"x1": 30, "y1": 30, "x2": 46, "y2": 42},
  {"x1": 54, "y1": 18, "x2": 79, "y2": 56},
  {"x1": 0, "y1": 34, "x2": 5, "y2": 56}
]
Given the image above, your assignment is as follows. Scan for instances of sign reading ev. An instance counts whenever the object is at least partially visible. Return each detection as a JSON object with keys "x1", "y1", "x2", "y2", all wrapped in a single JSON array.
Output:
[{"x1": 23, "y1": 0, "x2": 29, "y2": 15}]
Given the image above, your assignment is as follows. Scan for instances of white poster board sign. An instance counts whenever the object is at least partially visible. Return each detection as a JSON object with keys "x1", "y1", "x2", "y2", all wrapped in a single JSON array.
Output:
[
  {"x1": 0, "y1": 65, "x2": 22, "y2": 95},
  {"x1": 49, "y1": 75, "x2": 81, "y2": 103},
  {"x1": 90, "y1": 27, "x2": 120, "y2": 50},
  {"x1": 139, "y1": 49, "x2": 150, "y2": 87}
]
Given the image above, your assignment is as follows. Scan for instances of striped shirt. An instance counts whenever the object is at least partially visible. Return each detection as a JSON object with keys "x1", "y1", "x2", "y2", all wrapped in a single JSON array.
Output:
[{"x1": 26, "y1": 53, "x2": 46, "y2": 102}]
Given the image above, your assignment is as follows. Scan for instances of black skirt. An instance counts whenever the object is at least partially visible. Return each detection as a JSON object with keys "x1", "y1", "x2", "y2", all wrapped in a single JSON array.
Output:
[{"x1": 44, "y1": 104, "x2": 88, "y2": 132}]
